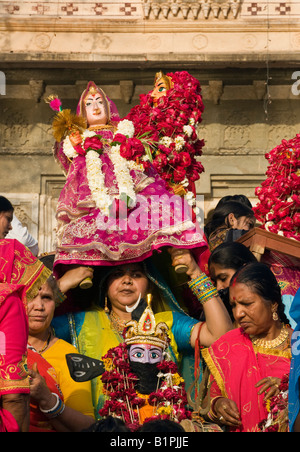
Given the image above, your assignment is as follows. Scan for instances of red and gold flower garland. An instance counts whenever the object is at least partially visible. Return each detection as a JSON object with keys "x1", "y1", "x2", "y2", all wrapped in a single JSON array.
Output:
[{"x1": 99, "y1": 343, "x2": 192, "y2": 431}]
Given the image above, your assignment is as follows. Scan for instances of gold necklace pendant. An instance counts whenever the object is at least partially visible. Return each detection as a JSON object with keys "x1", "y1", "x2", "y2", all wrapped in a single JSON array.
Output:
[
  {"x1": 251, "y1": 324, "x2": 289, "y2": 349},
  {"x1": 110, "y1": 311, "x2": 128, "y2": 334}
]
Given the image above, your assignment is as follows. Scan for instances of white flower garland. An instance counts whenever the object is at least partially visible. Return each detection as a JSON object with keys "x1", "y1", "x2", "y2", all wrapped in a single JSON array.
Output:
[
  {"x1": 62, "y1": 126, "x2": 138, "y2": 216},
  {"x1": 85, "y1": 150, "x2": 112, "y2": 217},
  {"x1": 62, "y1": 135, "x2": 78, "y2": 159},
  {"x1": 109, "y1": 143, "x2": 136, "y2": 208},
  {"x1": 116, "y1": 119, "x2": 135, "y2": 137}
]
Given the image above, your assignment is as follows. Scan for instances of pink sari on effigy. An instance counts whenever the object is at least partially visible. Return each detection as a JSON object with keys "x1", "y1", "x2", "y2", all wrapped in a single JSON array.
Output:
[
  {"x1": 0, "y1": 239, "x2": 51, "y2": 432},
  {"x1": 53, "y1": 82, "x2": 208, "y2": 275},
  {"x1": 202, "y1": 328, "x2": 291, "y2": 432}
]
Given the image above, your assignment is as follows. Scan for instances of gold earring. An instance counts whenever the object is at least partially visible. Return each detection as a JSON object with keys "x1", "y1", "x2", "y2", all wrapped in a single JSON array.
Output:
[
  {"x1": 104, "y1": 296, "x2": 110, "y2": 313},
  {"x1": 272, "y1": 309, "x2": 279, "y2": 321}
]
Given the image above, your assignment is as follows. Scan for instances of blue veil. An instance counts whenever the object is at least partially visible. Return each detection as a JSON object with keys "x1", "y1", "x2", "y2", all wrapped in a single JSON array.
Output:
[{"x1": 288, "y1": 288, "x2": 300, "y2": 431}]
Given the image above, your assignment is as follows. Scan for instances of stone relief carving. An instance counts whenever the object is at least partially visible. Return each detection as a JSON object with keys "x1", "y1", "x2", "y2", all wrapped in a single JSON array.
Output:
[
  {"x1": 223, "y1": 125, "x2": 251, "y2": 152},
  {"x1": 268, "y1": 125, "x2": 297, "y2": 150},
  {"x1": 0, "y1": 111, "x2": 30, "y2": 150},
  {"x1": 141, "y1": 0, "x2": 241, "y2": 19}
]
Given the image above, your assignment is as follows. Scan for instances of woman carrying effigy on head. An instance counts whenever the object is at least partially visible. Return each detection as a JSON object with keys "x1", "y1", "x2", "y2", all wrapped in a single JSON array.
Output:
[
  {"x1": 52, "y1": 248, "x2": 232, "y2": 419},
  {"x1": 49, "y1": 78, "x2": 208, "y2": 286}
]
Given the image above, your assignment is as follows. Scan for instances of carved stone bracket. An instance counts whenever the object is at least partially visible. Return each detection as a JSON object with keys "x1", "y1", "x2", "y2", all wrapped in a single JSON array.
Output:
[
  {"x1": 120, "y1": 80, "x2": 135, "y2": 104},
  {"x1": 209, "y1": 80, "x2": 223, "y2": 104},
  {"x1": 142, "y1": 0, "x2": 241, "y2": 20},
  {"x1": 253, "y1": 80, "x2": 267, "y2": 101},
  {"x1": 29, "y1": 80, "x2": 45, "y2": 103}
]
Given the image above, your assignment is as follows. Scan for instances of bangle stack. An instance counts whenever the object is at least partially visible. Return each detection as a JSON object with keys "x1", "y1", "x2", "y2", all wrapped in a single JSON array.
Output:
[
  {"x1": 51, "y1": 275, "x2": 67, "y2": 306},
  {"x1": 207, "y1": 396, "x2": 223, "y2": 422},
  {"x1": 56, "y1": 288, "x2": 67, "y2": 306},
  {"x1": 188, "y1": 273, "x2": 218, "y2": 305},
  {"x1": 39, "y1": 393, "x2": 65, "y2": 419}
]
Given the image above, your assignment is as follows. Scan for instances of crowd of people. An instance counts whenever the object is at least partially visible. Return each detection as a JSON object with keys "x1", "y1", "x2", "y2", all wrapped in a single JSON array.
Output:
[
  {"x1": 1, "y1": 190, "x2": 299, "y2": 433},
  {"x1": 0, "y1": 73, "x2": 299, "y2": 433}
]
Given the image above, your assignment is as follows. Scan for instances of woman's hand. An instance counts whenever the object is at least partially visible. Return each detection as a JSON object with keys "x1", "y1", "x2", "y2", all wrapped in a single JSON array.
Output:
[
  {"x1": 69, "y1": 131, "x2": 82, "y2": 148},
  {"x1": 213, "y1": 397, "x2": 241, "y2": 427},
  {"x1": 57, "y1": 266, "x2": 94, "y2": 294},
  {"x1": 28, "y1": 362, "x2": 56, "y2": 411},
  {"x1": 168, "y1": 248, "x2": 201, "y2": 280},
  {"x1": 255, "y1": 377, "x2": 281, "y2": 401}
]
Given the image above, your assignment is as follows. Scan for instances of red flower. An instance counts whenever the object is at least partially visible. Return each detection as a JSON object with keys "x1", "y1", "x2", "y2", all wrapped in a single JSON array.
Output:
[
  {"x1": 173, "y1": 166, "x2": 186, "y2": 183},
  {"x1": 73, "y1": 144, "x2": 86, "y2": 156},
  {"x1": 153, "y1": 154, "x2": 168, "y2": 172},
  {"x1": 84, "y1": 136, "x2": 103, "y2": 153},
  {"x1": 122, "y1": 71, "x2": 205, "y2": 192},
  {"x1": 179, "y1": 152, "x2": 191, "y2": 167},
  {"x1": 120, "y1": 137, "x2": 144, "y2": 161}
]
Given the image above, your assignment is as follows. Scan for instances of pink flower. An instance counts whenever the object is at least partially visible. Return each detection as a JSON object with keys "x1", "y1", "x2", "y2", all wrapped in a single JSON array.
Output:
[
  {"x1": 74, "y1": 144, "x2": 86, "y2": 156},
  {"x1": 49, "y1": 98, "x2": 62, "y2": 112}
]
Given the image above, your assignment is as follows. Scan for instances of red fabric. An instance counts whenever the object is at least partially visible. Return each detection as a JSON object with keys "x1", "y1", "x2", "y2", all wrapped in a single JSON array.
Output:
[
  {"x1": 0, "y1": 408, "x2": 19, "y2": 432},
  {"x1": 27, "y1": 348, "x2": 64, "y2": 432},
  {"x1": 203, "y1": 328, "x2": 291, "y2": 432}
]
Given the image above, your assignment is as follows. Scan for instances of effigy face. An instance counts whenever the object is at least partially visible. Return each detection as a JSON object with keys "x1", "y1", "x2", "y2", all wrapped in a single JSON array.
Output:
[
  {"x1": 84, "y1": 90, "x2": 107, "y2": 126},
  {"x1": 151, "y1": 76, "x2": 169, "y2": 105},
  {"x1": 129, "y1": 343, "x2": 163, "y2": 364}
]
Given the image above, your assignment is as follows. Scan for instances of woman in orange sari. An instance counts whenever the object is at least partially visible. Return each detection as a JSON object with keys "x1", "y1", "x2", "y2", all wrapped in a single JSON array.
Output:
[
  {"x1": 202, "y1": 262, "x2": 292, "y2": 432},
  {"x1": 0, "y1": 238, "x2": 51, "y2": 431}
]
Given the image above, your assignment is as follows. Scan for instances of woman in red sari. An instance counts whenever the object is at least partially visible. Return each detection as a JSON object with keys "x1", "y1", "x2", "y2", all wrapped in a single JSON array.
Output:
[
  {"x1": 202, "y1": 262, "x2": 292, "y2": 432},
  {"x1": 0, "y1": 239, "x2": 51, "y2": 431}
]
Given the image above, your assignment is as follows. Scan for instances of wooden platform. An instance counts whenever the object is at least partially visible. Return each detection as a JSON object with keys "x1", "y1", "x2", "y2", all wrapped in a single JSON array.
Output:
[{"x1": 237, "y1": 227, "x2": 300, "y2": 261}]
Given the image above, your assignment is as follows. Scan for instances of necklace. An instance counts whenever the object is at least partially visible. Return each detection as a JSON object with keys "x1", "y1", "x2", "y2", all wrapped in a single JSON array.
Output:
[
  {"x1": 110, "y1": 310, "x2": 128, "y2": 334},
  {"x1": 29, "y1": 329, "x2": 52, "y2": 354},
  {"x1": 88, "y1": 124, "x2": 115, "y2": 132},
  {"x1": 251, "y1": 324, "x2": 289, "y2": 349}
]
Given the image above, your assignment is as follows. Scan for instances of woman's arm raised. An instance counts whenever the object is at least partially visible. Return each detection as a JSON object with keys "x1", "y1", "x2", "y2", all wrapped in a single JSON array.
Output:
[{"x1": 169, "y1": 248, "x2": 232, "y2": 348}]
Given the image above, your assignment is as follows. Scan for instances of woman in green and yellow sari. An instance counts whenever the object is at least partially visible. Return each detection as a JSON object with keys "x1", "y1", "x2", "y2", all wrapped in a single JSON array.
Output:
[{"x1": 52, "y1": 249, "x2": 232, "y2": 418}]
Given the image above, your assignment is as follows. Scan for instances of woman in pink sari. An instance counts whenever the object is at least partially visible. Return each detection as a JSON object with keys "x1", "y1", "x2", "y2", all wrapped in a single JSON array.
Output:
[
  {"x1": 202, "y1": 262, "x2": 292, "y2": 432},
  {"x1": 0, "y1": 239, "x2": 51, "y2": 431}
]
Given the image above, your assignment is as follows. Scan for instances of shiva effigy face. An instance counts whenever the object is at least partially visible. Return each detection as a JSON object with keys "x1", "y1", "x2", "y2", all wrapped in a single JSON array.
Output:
[
  {"x1": 129, "y1": 343, "x2": 163, "y2": 364},
  {"x1": 151, "y1": 77, "x2": 169, "y2": 105},
  {"x1": 128, "y1": 343, "x2": 163, "y2": 394},
  {"x1": 84, "y1": 92, "x2": 107, "y2": 126}
]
